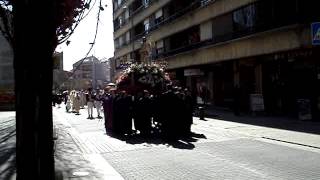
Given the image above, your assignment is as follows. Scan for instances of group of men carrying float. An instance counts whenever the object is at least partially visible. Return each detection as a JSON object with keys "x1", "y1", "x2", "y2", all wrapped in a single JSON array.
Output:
[{"x1": 101, "y1": 84, "x2": 195, "y2": 140}]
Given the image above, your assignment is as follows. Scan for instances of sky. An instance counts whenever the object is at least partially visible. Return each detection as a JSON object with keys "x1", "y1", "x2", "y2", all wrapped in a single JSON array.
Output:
[{"x1": 56, "y1": 0, "x2": 114, "y2": 71}]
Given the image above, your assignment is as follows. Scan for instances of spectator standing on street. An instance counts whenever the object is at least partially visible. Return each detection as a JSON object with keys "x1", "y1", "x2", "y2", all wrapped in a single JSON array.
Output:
[
  {"x1": 66, "y1": 96, "x2": 71, "y2": 112},
  {"x1": 199, "y1": 85, "x2": 210, "y2": 106},
  {"x1": 102, "y1": 88, "x2": 115, "y2": 134},
  {"x1": 52, "y1": 93, "x2": 57, "y2": 107},
  {"x1": 74, "y1": 93, "x2": 81, "y2": 115},
  {"x1": 64, "y1": 91, "x2": 68, "y2": 104},
  {"x1": 80, "y1": 90, "x2": 86, "y2": 109},
  {"x1": 56, "y1": 94, "x2": 62, "y2": 108},
  {"x1": 94, "y1": 90, "x2": 103, "y2": 119},
  {"x1": 86, "y1": 88, "x2": 94, "y2": 119},
  {"x1": 184, "y1": 88, "x2": 194, "y2": 135}
]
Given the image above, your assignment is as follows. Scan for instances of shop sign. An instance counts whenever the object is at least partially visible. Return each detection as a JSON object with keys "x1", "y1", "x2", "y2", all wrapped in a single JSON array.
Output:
[
  {"x1": 184, "y1": 69, "x2": 204, "y2": 76},
  {"x1": 250, "y1": 94, "x2": 264, "y2": 112},
  {"x1": 311, "y1": 22, "x2": 320, "y2": 45}
]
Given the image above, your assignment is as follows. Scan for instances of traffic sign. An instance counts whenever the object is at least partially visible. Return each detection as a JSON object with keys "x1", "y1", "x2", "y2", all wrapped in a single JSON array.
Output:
[{"x1": 311, "y1": 22, "x2": 320, "y2": 45}]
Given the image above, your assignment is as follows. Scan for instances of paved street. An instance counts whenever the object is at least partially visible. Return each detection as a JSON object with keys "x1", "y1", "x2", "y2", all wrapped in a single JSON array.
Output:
[
  {"x1": 1, "y1": 107, "x2": 320, "y2": 179},
  {"x1": 52, "y1": 105, "x2": 320, "y2": 180},
  {"x1": 0, "y1": 112, "x2": 16, "y2": 180}
]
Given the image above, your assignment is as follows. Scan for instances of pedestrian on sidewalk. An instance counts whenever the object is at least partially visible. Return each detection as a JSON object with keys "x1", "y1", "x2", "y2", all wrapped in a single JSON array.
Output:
[
  {"x1": 102, "y1": 88, "x2": 115, "y2": 134},
  {"x1": 56, "y1": 93, "x2": 62, "y2": 108},
  {"x1": 70, "y1": 90, "x2": 76, "y2": 112},
  {"x1": 80, "y1": 90, "x2": 86, "y2": 109},
  {"x1": 94, "y1": 89, "x2": 103, "y2": 119},
  {"x1": 66, "y1": 95, "x2": 71, "y2": 112},
  {"x1": 74, "y1": 93, "x2": 81, "y2": 115},
  {"x1": 86, "y1": 88, "x2": 94, "y2": 119},
  {"x1": 184, "y1": 88, "x2": 194, "y2": 135}
]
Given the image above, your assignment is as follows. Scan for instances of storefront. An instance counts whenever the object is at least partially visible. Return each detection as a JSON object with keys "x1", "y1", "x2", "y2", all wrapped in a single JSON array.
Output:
[
  {"x1": 261, "y1": 48, "x2": 320, "y2": 120},
  {"x1": 169, "y1": 47, "x2": 320, "y2": 120}
]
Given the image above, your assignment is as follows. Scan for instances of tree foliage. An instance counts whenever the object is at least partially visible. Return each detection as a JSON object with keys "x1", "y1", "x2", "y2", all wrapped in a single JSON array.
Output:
[
  {"x1": 0, "y1": 0, "x2": 13, "y2": 46},
  {"x1": 0, "y1": 0, "x2": 94, "y2": 47}
]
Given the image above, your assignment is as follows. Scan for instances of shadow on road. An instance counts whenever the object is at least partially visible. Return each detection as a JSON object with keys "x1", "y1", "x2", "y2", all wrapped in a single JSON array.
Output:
[
  {"x1": 109, "y1": 131, "x2": 207, "y2": 150},
  {"x1": 54, "y1": 123, "x2": 104, "y2": 180},
  {"x1": 0, "y1": 118, "x2": 16, "y2": 180},
  {"x1": 202, "y1": 106, "x2": 320, "y2": 135}
]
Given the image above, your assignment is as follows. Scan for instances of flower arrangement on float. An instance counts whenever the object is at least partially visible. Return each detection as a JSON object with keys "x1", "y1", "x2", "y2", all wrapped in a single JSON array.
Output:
[{"x1": 116, "y1": 61, "x2": 170, "y2": 94}]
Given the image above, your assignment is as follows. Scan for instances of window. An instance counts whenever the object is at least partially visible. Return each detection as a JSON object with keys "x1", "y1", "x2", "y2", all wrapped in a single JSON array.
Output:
[
  {"x1": 125, "y1": 9, "x2": 130, "y2": 20},
  {"x1": 156, "y1": 40, "x2": 164, "y2": 54},
  {"x1": 155, "y1": 9, "x2": 163, "y2": 24},
  {"x1": 143, "y1": 0, "x2": 150, "y2": 7},
  {"x1": 119, "y1": 17, "x2": 123, "y2": 26},
  {"x1": 212, "y1": 13, "x2": 233, "y2": 41},
  {"x1": 119, "y1": 36, "x2": 124, "y2": 46},
  {"x1": 233, "y1": 4, "x2": 257, "y2": 32},
  {"x1": 144, "y1": 18, "x2": 150, "y2": 32},
  {"x1": 114, "y1": 19, "x2": 120, "y2": 30},
  {"x1": 126, "y1": 31, "x2": 130, "y2": 43},
  {"x1": 114, "y1": 38, "x2": 120, "y2": 49},
  {"x1": 117, "y1": 0, "x2": 122, "y2": 6},
  {"x1": 115, "y1": 58, "x2": 121, "y2": 68}
]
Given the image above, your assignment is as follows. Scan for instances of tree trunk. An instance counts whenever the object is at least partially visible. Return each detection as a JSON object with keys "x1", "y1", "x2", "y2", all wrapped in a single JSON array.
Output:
[{"x1": 14, "y1": 1, "x2": 56, "y2": 179}]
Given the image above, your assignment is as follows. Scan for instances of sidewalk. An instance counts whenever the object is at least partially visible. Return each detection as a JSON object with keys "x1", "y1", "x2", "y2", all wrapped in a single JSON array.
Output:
[
  {"x1": 0, "y1": 112, "x2": 16, "y2": 180},
  {"x1": 0, "y1": 111, "x2": 123, "y2": 180},
  {"x1": 53, "y1": 109, "x2": 124, "y2": 180},
  {"x1": 1, "y1": 106, "x2": 320, "y2": 179},
  {"x1": 198, "y1": 106, "x2": 320, "y2": 150}
]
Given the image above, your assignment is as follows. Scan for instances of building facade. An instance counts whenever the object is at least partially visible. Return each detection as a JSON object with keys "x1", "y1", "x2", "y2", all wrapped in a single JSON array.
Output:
[
  {"x1": 101, "y1": 57, "x2": 112, "y2": 83},
  {"x1": 113, "y1": 0, "x2": 320, "y2": 119},
  {"x1": 0, "y1": 30, "x2": 14, "y2": 110},
  {"x1": 72, "y1": 56, "x2": 109, "y2": 90},
  {"x1": 0, "y1": 31, "x2": 13, "y2": 91},
  {"x1": 53, "y1": 52, "x2": 66, "y2": 91}
]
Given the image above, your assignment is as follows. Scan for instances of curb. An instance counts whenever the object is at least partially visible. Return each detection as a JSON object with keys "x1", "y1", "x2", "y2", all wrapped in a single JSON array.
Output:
[
  {"x1": 261, "y1": 136, "x2": 320, "y2": 150},
  {"x1": 53, "y1": 110, "x2": 124, "y2": 180}
]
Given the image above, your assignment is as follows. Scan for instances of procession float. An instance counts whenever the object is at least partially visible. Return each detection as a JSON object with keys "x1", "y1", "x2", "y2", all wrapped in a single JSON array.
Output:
[{"x1": 115, "y1": 62, "x2": 171, "y2": 95}]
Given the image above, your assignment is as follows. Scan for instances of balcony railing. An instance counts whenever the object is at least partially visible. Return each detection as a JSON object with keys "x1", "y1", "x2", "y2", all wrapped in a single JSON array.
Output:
[
  {"x1": 115, "y1": 0, "x2": 216, "y2": 48},
  {"x1": 113, "y1": 0, "x2": 129, "y2": 12},
  {"x1": 153, "y1": 20, "x2": 303, "y2": 60},
  {"x1": 130, "y1": 0, "x2": 157, "y2": 17},
  {"x1": 149, "y1": 0, "x2": 202, "y2": 32}
]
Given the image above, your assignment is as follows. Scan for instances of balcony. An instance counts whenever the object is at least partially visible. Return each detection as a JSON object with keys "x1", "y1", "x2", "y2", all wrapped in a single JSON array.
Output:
[{"x1": 153, "y1": 0, "x2": 317, "y2": 60}]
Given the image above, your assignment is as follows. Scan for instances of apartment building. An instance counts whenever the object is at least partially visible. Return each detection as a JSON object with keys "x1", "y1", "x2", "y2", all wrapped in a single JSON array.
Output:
[
  {"x1": 113, "y1": 0, "x2": 320, "y2": 119},
  {"x1": 72, "y1": 56, "x2": 108, "y2": 90},
  {"x1": 0, "y1": 28, "x2": 14, "y2": 110}
]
